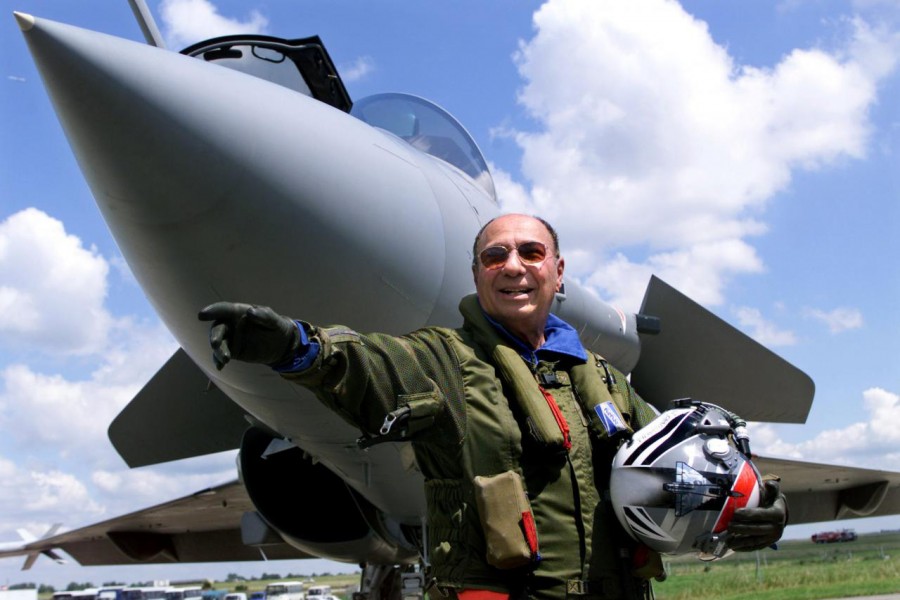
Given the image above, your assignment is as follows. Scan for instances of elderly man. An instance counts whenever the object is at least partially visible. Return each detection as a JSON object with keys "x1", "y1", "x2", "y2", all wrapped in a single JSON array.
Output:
[{"x1": 200, "y1": 214, "x2": 785, "y2": 600}]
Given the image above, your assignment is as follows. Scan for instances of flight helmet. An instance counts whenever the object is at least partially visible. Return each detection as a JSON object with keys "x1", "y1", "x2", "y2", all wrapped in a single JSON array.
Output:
[{"x1": 610, "y1": 399, "x2": 762, "y2": 560}]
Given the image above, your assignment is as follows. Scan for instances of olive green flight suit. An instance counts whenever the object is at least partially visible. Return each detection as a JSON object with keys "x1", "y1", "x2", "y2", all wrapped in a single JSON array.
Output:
[{"x1": 283, "y1": 295, "x2": 658, "y2": 600}]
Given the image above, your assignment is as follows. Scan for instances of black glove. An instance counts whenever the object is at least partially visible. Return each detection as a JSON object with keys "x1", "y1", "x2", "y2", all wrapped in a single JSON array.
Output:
[
  {"x1": 198, "y1": 301, "x2": 300, "y2": 370},
  {"x1": 727, "y1": 479, "x2": 788, "y2": 551}
]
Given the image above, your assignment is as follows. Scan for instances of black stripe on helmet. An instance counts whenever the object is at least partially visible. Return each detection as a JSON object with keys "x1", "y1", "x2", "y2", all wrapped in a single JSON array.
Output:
[{"x1": 623, "y1": 410, "x2": 695, "y2": 466}]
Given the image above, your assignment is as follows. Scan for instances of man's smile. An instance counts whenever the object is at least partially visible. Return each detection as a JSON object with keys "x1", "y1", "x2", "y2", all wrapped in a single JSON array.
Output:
[{"x1": 500, "y1": 287, "x2": 534, "y2": 296}]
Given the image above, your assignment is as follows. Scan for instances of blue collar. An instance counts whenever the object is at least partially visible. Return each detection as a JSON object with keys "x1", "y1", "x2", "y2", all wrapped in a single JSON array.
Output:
[{"x1": 482, "y1": 307, "x2": 588, "y2": 366}]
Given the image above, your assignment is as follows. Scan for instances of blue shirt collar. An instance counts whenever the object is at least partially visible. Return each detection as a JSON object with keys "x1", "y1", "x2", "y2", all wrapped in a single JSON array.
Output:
[{"x1": 481, "y1": 306, "x2": 588, "y2": 365}]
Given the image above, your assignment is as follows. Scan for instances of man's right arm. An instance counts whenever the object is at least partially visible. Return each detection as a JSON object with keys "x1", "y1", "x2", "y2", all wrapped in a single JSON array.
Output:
[{"x1": 198, "y1": 301, "x2": 454, "y2": 439}]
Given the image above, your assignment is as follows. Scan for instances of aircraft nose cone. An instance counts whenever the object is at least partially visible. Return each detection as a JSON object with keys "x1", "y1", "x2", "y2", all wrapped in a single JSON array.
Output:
[
  {"x1": 18, "y1": 16, "x2": 254, "y2": 224},
  {"x1": 14, "y1": 11, "x2": 36, "y2": 31},
  {"x1": 18, "y1": 15, "x2": 446, "y2": 348}
]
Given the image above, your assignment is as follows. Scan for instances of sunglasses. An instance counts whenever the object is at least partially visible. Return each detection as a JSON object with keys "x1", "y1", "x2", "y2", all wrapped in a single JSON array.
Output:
[{"x1": 478, "y1": 241, "x2": 551, "y2": 270}]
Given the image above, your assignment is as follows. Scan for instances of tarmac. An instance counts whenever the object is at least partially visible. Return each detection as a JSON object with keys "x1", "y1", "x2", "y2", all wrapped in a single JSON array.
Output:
[{"x1": 829, "y1": 596, "x2": 900, "y2": 600}]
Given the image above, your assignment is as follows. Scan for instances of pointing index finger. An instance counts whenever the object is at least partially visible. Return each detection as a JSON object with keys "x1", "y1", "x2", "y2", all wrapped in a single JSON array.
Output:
[{"x1": 198, "y1": 301, "x2": 251, "y2": 322}]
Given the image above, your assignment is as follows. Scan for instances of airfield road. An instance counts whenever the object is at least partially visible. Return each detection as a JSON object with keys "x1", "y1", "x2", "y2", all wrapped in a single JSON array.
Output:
[{"x1": 830, "y1": 596, "x2": 900, "y2": 600}]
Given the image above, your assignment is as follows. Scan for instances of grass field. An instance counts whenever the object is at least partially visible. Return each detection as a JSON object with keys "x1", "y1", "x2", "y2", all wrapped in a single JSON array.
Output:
[
  {"x1": 209, "y1": 533, "x2": 899, "y2": 600},
  {"x1": 239, "y1": 533, "x2": 900, "y2": 600},
  {"x1": 652, "y1": 531, "x2": 900, "y2": 600}
]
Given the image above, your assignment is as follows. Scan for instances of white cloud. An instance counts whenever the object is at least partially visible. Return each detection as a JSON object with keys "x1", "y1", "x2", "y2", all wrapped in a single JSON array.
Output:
[
  {"x1": 160, "y1": 0, "x2": 268, "y2": 50},
  {"x1": 0, "y1": 459, "x2": 105, "y2": 532},
  {"x1": 0, "y1": 209, "x2": 113, "y2": 356},
  {"x1": 0, "y1": 453, "x2": 235, "y2": 542},
  {"x1": 25, "y1": 471, "x2": 103, "y2": 514},
  {"x1": 89, "y1": 454, "x2": 237, "y2": 516},
  {"x1": 0, "y1": 455, "x2": 16, "y2": 479},
  {"x1": 752, "y1": 387, "x2": 900, "y2": 470},
  {"x1": 586, "y1": 239, "x2": 766, "y2": 309},
  {"x1": 491, "y1": 164, "x2": 536, "y2": 215},
  {"x1": 733, "y1": 306, "x2": 798, "y2": 347},
  {"x1": 503, "y1": 0, "x2": 900, "y2": 308},
  {"x1": 804, "y1": 306, "x2": 864, "y2": 333},
  {"x1": 0, "y1": 319, "x2": 177, "y2": 463},
  {"x1": 863, "y1": 387, "x2": 900, "y2": 442},
  {"x1": 93, "y1": 459, "x2": 236, "y2": 497},
  {"x1": 0, "y1": 207, "x2": 179, "y2": 463},
  {"x1": 845, "y1": 14, "x2": 900, "y2": 80},
  {"x1": 109, "y1": 254, "x2": 138, "y2": 286},
  {"x1": 0, "y1": 201, "x2": 228, "y2": 560},
  {"x1": 85, "y1": 457, "x2": 237, "y2": 524},
  {"x1": 340, "y1": 56, "x2": 375, "y2": 82}
]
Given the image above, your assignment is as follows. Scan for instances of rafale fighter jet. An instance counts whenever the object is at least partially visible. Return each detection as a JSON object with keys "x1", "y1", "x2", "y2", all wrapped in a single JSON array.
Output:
[{"x1": 11, "y1": 3, "x2": 900, "y2": 597}]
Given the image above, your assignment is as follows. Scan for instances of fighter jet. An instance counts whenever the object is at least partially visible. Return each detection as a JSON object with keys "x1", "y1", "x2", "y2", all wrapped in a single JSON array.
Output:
[
  {"x1": 0, "y1": 525, "x2": 66, "y2": 570},
  {"x1": 12, "y1": 5, "x2": 900, "y2": 597}
]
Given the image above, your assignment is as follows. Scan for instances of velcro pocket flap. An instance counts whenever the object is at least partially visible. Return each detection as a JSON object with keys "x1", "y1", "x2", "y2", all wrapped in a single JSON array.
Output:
[{"x1": 473, "y1": 470, "x2": 539, "y2": 569}]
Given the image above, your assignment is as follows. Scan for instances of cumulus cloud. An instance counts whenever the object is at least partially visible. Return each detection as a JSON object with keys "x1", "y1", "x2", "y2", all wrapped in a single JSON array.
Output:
[
  {"x1": 503, "y1": 0, "x2": 900, "y2": 309},
  {"x1": 160, "y1": 0, "x2": 268, "y2": 50},
  {"x1": 0, "y1": 320, "x2": 177, "y2": 463},
  {"x1": 0, "y1": 452, "x2": 236, "y2": 542},
  {"x1": 733, "y1": 306, "x2": 798, "y2": 347},
  {"x1": 586, "y1": 239, "x2": 766, "y2": 309},
  {"x1": 0, "y1": 458, "x2": 105, "y2": 533},
  {"x1": 0, "y1": 209, "x2": 113, "y2": 356},
  {"x1": 0, "y1": 202, "x2": 230, "y2": 564},
  {"x1": 340, "y1": 56, "x2": 375, "y2": 82},
  {"x1": 88, "y1": 452, "x2": 237, "y2": 516},
  {"x1": 752, "y1": 387, "x2": 900, "y2": 470},
  {"x1": 491, "y1": 163, "x2": 536, "y2": 213},
  {"x1": 109, "y1": 254, "x2": 138, "y2": 286},
  {"x1": 804, "y1": 306, "x2": 864, "y2": 333},
  {"x1": 0, "y1": 207, "x2": 181, "y2": 462}
]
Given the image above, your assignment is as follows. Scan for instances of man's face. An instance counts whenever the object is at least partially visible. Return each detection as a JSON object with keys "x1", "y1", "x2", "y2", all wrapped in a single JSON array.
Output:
[{"x1": 473, "y1": 215, "x2": 564, "y2": 347}]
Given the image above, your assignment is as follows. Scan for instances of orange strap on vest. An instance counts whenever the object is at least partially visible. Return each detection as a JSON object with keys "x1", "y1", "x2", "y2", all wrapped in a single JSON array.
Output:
[
  {"x1": 457, "y1": 590, "x2": 510, "y2": 600},
  {"x1": 538, "y1": 385, "x2": 571, "y2": 451}
]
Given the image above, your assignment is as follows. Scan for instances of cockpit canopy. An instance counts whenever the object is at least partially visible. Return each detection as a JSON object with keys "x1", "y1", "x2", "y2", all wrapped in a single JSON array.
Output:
[
  {"x1": 182, "y1": 35, "x2": 496, "y2": 203},
  {"x1": 351, "y1": 93, "x2": 496, "y2": 202},
  {"x1": 181, "y1": 34, "x2": 352, "y2": 113}
]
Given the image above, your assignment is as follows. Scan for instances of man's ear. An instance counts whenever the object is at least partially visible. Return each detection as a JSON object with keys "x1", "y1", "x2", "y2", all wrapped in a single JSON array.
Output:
[{"x1": 556, "y1": 257, "x2": 565, "y2": 291}]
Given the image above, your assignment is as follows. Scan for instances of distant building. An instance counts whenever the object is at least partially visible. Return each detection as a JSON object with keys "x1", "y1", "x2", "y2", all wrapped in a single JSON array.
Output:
[{"x1": 0, "y1": 589, "x2": 39, "y2": 600}]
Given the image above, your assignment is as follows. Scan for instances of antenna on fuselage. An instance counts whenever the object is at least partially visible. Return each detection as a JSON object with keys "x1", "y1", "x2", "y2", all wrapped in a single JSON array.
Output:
[{"x1": 128, "y1": 0, "x2": 166, "y2": 48}]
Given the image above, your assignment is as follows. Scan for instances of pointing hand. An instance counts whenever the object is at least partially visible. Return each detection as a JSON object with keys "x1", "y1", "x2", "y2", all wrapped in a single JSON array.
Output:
[{"x1": 198, "y1": 301, "x2": 300, "y2": 370}]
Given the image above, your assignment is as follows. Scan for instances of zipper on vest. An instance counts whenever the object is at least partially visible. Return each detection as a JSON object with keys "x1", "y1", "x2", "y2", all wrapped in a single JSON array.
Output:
[
  {"x1": 596, "y1": 356, "x2": 619, "y2": 394},
  {"x1": 569, "y1": 385, "x2": 590, "y2": 427}
]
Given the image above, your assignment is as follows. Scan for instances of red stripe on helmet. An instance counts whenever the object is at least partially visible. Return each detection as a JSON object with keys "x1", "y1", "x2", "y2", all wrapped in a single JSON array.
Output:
[{"x1": 713, "y1": 460, "x2": 759, "y2": 533}]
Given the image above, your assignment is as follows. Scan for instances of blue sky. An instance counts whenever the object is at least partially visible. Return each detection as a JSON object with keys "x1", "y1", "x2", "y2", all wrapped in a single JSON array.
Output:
[{"x1": 2, "y1": 0, "x2": 899, "y2": 588}]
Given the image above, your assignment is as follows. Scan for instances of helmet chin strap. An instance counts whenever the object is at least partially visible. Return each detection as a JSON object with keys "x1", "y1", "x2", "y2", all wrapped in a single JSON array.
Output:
[{"x1": 694, "y1": 530, "x2": 734, "y2": 560}]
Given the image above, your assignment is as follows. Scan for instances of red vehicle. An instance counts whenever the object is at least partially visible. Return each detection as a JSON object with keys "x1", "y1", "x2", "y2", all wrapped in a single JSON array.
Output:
[{"x1": 811, "y1": 529, "x2": 858, "y2": 543}]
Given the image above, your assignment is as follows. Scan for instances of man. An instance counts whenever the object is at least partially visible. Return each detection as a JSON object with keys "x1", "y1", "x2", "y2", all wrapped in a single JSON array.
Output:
[{"x1": 200, "y1": 214, "x2": 786, "y2": 600}]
